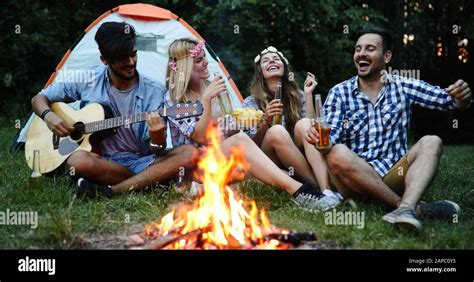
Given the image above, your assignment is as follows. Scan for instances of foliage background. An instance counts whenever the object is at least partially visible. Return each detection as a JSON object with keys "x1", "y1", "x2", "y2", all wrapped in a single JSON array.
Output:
[
  {"x1": 1, "y1": 0, "x2": 473, "y2": 142},
  {"x1": 0, "y1": 0, "x2": 472, "y2": 251}
]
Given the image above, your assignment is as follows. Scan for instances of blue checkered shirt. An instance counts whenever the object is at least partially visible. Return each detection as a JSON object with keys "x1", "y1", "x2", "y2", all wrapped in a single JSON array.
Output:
[{"x1": 325, "y1": 74, "x2": 458, "y2": 177}]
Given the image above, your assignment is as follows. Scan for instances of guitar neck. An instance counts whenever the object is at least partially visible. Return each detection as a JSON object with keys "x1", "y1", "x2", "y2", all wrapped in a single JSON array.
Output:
[{"x1": 84, "y1": 108, "x2": 164, "y2": 133}]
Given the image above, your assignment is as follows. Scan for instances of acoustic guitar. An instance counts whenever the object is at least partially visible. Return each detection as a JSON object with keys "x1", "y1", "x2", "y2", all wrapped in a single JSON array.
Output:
[{"x1": 25, "y1": 101, "x2": 203, "y2": 174}]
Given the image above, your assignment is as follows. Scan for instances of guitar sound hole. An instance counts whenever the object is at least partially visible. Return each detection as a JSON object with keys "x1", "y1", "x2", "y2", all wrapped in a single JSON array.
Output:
[{"x1": 70, "y1": 122, "x2": 85, "y2": 141}]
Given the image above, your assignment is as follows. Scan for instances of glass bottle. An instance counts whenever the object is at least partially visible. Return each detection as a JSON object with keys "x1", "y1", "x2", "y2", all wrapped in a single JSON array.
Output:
[
  {"x1": 29, "y1": 150, "x2": 44, "y2": 189},
  {"x1": 272, "y1": 82, "x2": 282, "y2": 125},
  {"x1": 215, "y1": 72, "x2": 233, "y2": 116},
  {"x1": 314, "y1": 94, "x2": 331, "y2": 149}
]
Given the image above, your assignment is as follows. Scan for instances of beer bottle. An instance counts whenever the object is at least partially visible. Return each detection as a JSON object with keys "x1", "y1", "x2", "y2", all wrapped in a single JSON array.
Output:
[
  {"x1": 29, "y1": 150, "x2": 44, "y2": 189},
  {"x1": 215, "y1": 72, "x2": 233, "y2": 116},
  {"x1": 272, "y1": 82, "x2": 282, "y2": 125},
  {"x1": 314, "y1": 94, "x2": 331, "y2": 149}
]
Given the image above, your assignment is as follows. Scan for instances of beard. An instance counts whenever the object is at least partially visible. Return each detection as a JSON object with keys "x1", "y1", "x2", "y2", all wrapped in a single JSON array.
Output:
[
  {"x1": 109, "y1": 63, "x2": 136, "y2": 81},
  {"x1": 357, "y1": 63, "x2": 384, "y2": 81},
  {"x1": 358, "y1": 68, "x2": 376, "y2": 79}
]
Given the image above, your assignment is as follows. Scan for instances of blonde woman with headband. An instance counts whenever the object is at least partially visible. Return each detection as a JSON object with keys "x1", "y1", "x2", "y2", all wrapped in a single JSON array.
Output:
[
  {"x1": 244, "y1": 46, "x2": 342, "y2": 208},
  {"x1": 164, "y1": 38, "x2": 335, "y2": 211}
]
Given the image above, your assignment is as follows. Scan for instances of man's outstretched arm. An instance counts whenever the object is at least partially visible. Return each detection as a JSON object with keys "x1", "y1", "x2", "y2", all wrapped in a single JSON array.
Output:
[{"x1": 446, "y1": 79, "x2": 472, "y2": 109}]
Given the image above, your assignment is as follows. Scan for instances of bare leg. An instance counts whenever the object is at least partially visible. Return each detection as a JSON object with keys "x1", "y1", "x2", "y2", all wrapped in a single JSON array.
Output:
[
  {"x1": 111, "y1": 145, "x2": 197, "y2": 193},
  {"x1": 260, "y1": 124, "x2": 318, "y2": 187},
  {"x1": 221, "y1": 133, "x2": 302, "y2": 194},
  {"x1": 327, "y1": 144, "x2": 401, "y2": 208},
  {"x1": 66, "y1": 151, "x2": 133, "y2": 184},
  {"x1": 402, "y1": 135, "x2": 443, "y2": 211},
  {"x1": 294, "y1": 118, "x2": 331, "y2": 191}
]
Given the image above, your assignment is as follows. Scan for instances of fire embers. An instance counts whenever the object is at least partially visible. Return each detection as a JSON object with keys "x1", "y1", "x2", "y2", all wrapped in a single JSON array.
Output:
[
  {"x1": 143, "y1": 205, "x2": 295, "y2": 250},
  {"x1": 142, "y1": 125, "x2": 314, "y2": 249}
]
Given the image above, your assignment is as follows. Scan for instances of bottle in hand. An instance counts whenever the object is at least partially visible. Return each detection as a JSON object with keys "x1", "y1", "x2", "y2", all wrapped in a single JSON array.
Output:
[
  {"x1": 272, "y1": 81, "x2": 283, "y2": 126},
  {"x1": 314, "y1": 94, "x2": 331, "y2": 149},
  {"x1": 214, "y1": 72, "x2": 233, "y2": 116}
]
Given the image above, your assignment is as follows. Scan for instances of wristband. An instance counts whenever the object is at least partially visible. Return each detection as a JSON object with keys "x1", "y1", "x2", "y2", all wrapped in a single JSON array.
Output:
[
  {"x1": 40, "y1": 109, "x2": 52, "y2": 120},
  {"x1": 150, "y1": 141, "x2": 166, "y2": 152},
  {"x1": 150, "y1": 142, "x2": 163, "y2": 148}
]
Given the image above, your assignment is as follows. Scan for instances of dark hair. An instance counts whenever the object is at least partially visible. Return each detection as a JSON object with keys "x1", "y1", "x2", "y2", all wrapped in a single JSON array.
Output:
[
  {"x1": 94, "y1": 22, "x2": 136, "y2": 63},
  {"x1": 356, "y1": 27, "x2": 393, "y2": 53},
  {"x1": 249, "y1": 52, "x2": 302, "y2": 138}
]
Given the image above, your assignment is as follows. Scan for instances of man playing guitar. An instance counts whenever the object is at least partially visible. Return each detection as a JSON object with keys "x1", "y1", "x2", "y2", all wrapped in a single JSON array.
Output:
[{"x1": 31, "y1": 22, "x2": 196, "y2": 197}]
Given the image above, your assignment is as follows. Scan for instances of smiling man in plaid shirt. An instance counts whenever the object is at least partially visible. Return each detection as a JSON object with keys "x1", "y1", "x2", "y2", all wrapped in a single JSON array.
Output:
[{"x1": 302, "y1": 27, "x2": 471, "y2": 231}]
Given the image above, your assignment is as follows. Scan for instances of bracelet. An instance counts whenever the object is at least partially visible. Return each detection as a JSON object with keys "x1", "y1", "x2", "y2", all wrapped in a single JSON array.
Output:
[
  {"x1": 40, "y1": 109, "x2": 52, "y2": 120},
  {"x1": 150, "y1": 141, "x2": 165, "y2": 151},
  {"x1": 150, "y1": 142, "x2": 163, "y2": 148}
]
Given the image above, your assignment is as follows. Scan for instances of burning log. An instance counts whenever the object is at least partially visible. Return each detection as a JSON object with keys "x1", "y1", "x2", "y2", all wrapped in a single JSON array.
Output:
[
  {"x1": 139, "y1": 230, "x2": 317, "y2": 250},
  {"x1": 141, "y1": 125, "x2": 317, "y2": 250},
  {"x1": 144, "y1": 227, "x2": 209, "y2": 250},
  {"x1": 265, "y1": 232, "x2": 317, "y2": 246}
]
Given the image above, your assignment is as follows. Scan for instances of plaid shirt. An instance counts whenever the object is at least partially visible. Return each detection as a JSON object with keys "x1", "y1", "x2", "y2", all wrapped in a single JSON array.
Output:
[
  {"x1": 165, "y1": 91, "x2": 226, "y2": 148},
  {"x1": 165, "y1": 91, "x2": 200, "y2": 148},
  {"x1": 325, "y1": 74, "x2": 458, "y2": 177}
]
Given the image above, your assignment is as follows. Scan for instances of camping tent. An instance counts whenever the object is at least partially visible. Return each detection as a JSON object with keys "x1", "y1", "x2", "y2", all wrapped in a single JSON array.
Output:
[{"x1": 11, "y1": 3, "x2": 243, "y2": 152}]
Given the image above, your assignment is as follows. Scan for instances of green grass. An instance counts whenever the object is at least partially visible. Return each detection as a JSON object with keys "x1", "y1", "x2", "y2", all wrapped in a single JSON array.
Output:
[{"x1": 1, "y1": 116, "x2": 473, "y2": 249}]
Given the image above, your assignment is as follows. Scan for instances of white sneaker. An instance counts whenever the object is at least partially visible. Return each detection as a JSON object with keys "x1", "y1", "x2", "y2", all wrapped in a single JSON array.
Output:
[
  {"x1": 322, "y1": 189, "x2": 343, "y2": 204},
  {"x1": 382, "y1": 208, "x2": 404, "y2": 224},
  {"x1": 293, "y1": 191, "x2": 341, "y2": 212}
]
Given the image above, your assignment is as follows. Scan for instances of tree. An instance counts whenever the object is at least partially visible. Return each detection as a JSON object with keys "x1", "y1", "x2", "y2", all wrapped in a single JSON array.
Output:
[{"x1": 0, "y1": 0, "x2": 387, "y2": 115}]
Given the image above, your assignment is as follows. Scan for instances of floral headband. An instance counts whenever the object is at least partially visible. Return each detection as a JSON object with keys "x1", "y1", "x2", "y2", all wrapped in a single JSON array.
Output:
[
  {"x1": 168, "y1": 41, "x2": 206, "y2": 73},
  {"x1": 170, "y1": 41, "x2": 206, "y2": 61},
  {"x1": 254, "y1": 46, "x2": 289, "y2": 65},
  {"x1": 189, "y1": 41, "x2": 205, "y2": 57}
]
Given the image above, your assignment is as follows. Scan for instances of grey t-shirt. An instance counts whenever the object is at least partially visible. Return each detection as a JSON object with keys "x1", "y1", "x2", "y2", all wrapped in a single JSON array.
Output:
[{"x1": 101, "y1": 84, "x2": 141, "y2": 156}]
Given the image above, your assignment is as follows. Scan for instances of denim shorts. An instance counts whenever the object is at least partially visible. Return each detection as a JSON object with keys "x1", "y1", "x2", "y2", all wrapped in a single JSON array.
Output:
[{"x1": 102, "y1": 152, "x2": 156, "y2": 174}]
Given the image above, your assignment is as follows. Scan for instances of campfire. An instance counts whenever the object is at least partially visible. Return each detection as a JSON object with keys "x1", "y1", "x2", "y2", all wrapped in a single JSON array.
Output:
[{"x1": 142, "y1": 125, "x2": 315, "y2": 249}]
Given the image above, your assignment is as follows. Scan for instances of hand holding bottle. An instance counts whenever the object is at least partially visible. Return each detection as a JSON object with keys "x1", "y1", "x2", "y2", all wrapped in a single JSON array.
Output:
[{"x1": 272, "y1": 81, "x2": 283, "y2": 125}]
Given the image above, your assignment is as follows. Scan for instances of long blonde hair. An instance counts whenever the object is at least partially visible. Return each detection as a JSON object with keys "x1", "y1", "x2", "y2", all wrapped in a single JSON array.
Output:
[
  {"x1": 249, "y1": 51, "x2": 302, "y2": 137},
  {"x1": 167, "y1": 38, "x2": 206, "y2": 103}
]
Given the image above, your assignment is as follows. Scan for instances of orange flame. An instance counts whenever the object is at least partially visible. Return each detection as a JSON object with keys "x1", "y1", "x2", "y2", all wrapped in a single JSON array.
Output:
[{"x1": 145, "y1": 125, "x2": 287, "y2": 249}]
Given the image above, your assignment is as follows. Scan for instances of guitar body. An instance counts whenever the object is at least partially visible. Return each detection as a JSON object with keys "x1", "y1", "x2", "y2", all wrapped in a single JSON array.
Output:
[
  {"x1": 25, "y1": 100, "x2": 203, "y2": 174},
  {"x1": 25, "y1": 102, "x2": 105, "y2": 174}
]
